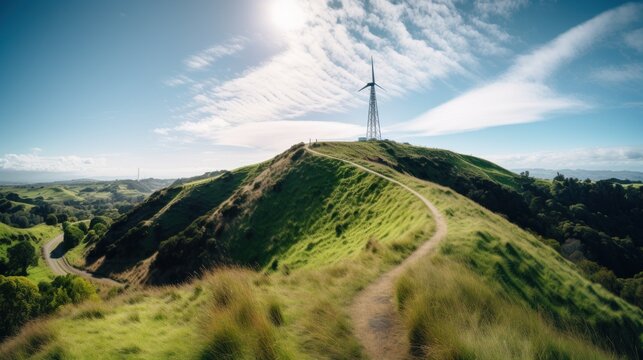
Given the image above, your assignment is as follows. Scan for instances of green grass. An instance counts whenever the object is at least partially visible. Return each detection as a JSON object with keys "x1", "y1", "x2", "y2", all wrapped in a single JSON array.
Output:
[
  {"x1": 0, "y1": 223, "x2": 61, "y2": 283},
  {"x1": 86, "y1": 168, "x2": 252, "y2": 276},
  {"x1": 314, "y1": 141, "x2": 522, "y2": 190},
  {"x1": 3, "y1": 141, "x2": 641, "y2": 359},
  {"x1": 225, "y1": 154, "x2": 432, "y2": 270},
  {"x1": 0, "y1": 180, "x2": 173, "y2": 205},
  {"x1": 396, "y1": 259, "x2": 617, "y2": 359},
  {"x1": 313, "y1": 142, "x2": 642, "y2": 358}
]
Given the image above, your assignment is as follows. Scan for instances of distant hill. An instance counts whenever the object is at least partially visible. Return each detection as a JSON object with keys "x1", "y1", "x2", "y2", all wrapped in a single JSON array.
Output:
[
  {"x1": 514, "y1": 168, "x2": 643, "y2": 181},
  {"x1": 0, "y1": 178, "x2": 175, "y2": 229}
]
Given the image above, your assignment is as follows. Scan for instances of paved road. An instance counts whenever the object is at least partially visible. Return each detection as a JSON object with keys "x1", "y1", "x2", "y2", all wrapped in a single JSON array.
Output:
[
  {"x1": 307, "y1": 146, "x2": 448, "y2": 360},
  {"x1": 42, "y1": 233, "x2": 121, "y2": 287}
]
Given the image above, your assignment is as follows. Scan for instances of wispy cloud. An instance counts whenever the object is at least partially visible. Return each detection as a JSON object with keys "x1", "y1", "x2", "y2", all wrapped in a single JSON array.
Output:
[
  {"x1": 184, "y1": 37, "x2": 246, "y2": 70},
  {"x1": 592, "y1": 63, "x2": 643, "y2": 83},
  {"x1": 624, "y1": 27, "x2": 643, "y2": 52},
  {"x1": 475, "y1": 0, "x2": 528, "y2": 18},
  {"x1": 398, "y1": 2, "x2": 643, "y2": 136},
  {"x1": 164, "y1": 75, "x2": 193, "y2": 87},
  {"x1": 485, "y1": 146, "x2": 643, "y2": 170},
  {"x1": 0, "y1": 153, "x2": 104, "y2": 172},
  {"x1": 158, "y1": 0, "x2": 512, "y2": 149}
]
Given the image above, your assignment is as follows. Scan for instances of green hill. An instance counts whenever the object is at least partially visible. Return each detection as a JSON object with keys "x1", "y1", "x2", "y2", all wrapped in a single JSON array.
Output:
[
  {"x1": 0, "y1": 178, "x2": 175, "y2": 229},
  {"x1": 2, "y1": 142, "x2": 641, "y2": 359},
  {"x1": 0, "y1": 222, "x2": 61, "y2": 283}
]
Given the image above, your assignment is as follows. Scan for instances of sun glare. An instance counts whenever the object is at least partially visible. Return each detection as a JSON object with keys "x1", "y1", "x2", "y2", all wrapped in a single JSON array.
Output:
[{"x1": 270, "y1": 0, "x2": 305, "y2": 32}]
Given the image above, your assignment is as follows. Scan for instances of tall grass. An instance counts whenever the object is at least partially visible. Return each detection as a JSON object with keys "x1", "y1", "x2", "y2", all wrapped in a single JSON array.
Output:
[
  {"x1": 316, "y1": 142, "x2": 642, "y2": 357},
  {"x1": 199, "y1": 269, "x2": 295, "y2": 360},
  {"x1": 396, "y1": 258, "x2": 618, "y2": 359}
]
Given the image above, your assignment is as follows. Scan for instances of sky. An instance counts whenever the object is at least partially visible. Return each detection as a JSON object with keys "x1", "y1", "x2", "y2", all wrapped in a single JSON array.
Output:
[{"x1": 1, "y1": 0, "x2": 642, "y2": 182}]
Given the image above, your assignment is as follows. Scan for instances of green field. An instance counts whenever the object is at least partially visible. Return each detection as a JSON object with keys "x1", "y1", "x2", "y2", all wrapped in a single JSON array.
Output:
[
  {"x1": 0, "y1": 179, "x2": 175, "y2": 230},
  {"x1": 2, "y1": 142, "x2": 641, "y2": 359},
  {"x1": 0, "y1": 223, "x2": 61, "y2": 283}
]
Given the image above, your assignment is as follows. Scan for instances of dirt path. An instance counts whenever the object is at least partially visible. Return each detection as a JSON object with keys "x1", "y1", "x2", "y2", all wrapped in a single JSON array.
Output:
[
  {"x1": 307, "y1": 146, "x2": 447, "y2": 360},
  {"x1": 43, "y1": 234, "x2": 121, "y2": 287}
]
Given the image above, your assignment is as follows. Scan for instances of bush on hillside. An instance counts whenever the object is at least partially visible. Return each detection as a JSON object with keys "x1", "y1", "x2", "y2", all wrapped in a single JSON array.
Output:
[
  {"x1": 89, "y1": 216, "x2": 111, "y2": 230},
  {"x1": 62, "y1": 222, "x2": 84, "y2": 249},
  {"x1": 45, "y1": 214, "x2": 58, "y2": 225},
  {"x1": 38, "y1": 275, "x2": 96, "y2": 313},
  {"x1": 0, "y1": 276, "x2": 41, "y2": 339},
  {"x1": 77, "y1": 222, "x2": 89, "y2": 234},
  {"x1": 7, "y1": 241, "x2": 38, "y2": 275}
]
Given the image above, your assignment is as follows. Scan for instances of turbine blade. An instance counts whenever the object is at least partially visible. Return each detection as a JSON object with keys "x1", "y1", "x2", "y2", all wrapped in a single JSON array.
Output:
[
  {"x1": 375, "y1": 83, "x2": 385, "y2": 91},
  {"x1": 371, "y1": 56, "x2": 375, "y2": 83},
  {"x1": 358, "y1": 84, "x2": 370, "y2": 92}
]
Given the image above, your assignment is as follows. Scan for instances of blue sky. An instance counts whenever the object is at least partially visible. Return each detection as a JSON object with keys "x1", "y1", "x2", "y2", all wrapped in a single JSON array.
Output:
[{"x1": 1, "y1": 0, "x2": 642, "y2": 181}]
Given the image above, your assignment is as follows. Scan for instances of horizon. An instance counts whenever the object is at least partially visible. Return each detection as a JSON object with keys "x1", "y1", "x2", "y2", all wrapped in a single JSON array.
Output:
[{"x1": 1, "y1": 0, "x2": 643, "y2": 182}]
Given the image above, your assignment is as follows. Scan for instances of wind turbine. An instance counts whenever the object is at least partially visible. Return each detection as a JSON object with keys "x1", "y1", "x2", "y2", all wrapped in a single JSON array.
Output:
[{"x1": 359, "y1": 56, "x2": 383, "y2": 140}]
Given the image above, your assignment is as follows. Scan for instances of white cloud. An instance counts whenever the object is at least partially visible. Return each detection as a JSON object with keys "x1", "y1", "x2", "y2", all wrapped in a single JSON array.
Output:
[
  {"x1": 0, "y1": 153, "x2": 105, "y2": 173},
  {"x1": 474, "y1": 0, "x2": 528, "y2": 18},
  {"x1": 485, "y1": 146, "x2": 643, "y2": 170},
  {"x1": 184, "y1": 37, "x2": 246, "y2": 70},
  {"x1": 592, "y1": 63, "x2": 643, "y2": 83},
  {"x1": 395, "y1": 81, "x2": 585, "y2": 135},
  {"x1": 196, "y1": 120, "x2": 363, "y2": 150},
  {"x1": 164, "y1": 75, "x2": 193, "y2": 87},
  {"x1": 624, "y1": 28, "x2": 643, "y2": 52},
  {"x1": 398, "y1": 2, "x2": 643, "y2": 136},
  {"x1": 158, "y1": 0, "x2": 513, "y2": 149}
]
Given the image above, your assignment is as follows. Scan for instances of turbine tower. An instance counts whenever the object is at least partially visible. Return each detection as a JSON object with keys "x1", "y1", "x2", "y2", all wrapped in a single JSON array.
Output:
[{"x1": 359, "y1": 56, "x2": 383, "y2": 140}]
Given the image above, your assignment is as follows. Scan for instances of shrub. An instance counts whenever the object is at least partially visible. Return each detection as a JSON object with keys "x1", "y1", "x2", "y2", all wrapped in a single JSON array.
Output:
[
  {"x1": 39, "y1": 275, "x2": 96, "y2": 313},
  {"x1": 89, "y1": 216, "x2": 111, "y2": 230},
  {"x1": 62, "y1": 222, "x2": 84, "y2": 249},
  {"x1": 0, "y1": 276, "x2": 41, "y2": 338},
  {"x1": 92, "y1": 223, "x2": 107, "y2": 236},
  {"x1": 45, "y1": 214, "x2": 58, "y2": 225},
  {"x1": 77, "y1": 222, "x2": 89, "y2": 234},
  {"x1": 7, "y1": 241, "x2": 38, "y2": 275}
]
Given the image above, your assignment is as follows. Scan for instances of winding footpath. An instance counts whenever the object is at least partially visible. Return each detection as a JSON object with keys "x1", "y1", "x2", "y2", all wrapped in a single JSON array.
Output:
[
  {"x1": 42, "y1": 233, "x2": 121, "y2": 287},
  {"x1": 306, "y1": 146, "x2": 448, "y2": 360}
]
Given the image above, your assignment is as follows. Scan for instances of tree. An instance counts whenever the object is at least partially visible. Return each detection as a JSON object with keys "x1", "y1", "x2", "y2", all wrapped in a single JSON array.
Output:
[
  {"x1": 39, "y1": 275, "x2": 96, "y2": 313},
  {"x1": 63, "y1": 222, "x2": 84, "y2": 249},
  {"x1": 90, "y1": 216, "x2": 112, "y2": 230},
  {"x1": 78, "y1": 221, "x2": 89, "y2": 234},
  {"x1": 7, "y1": 241, "x2": 37, "y2": 275},
  {"x1": 45, "y1": 213, "x2": 58, "y2": 225},
  {"x1": 0, "y1": 276, "x2": 41, "y2": 338}
]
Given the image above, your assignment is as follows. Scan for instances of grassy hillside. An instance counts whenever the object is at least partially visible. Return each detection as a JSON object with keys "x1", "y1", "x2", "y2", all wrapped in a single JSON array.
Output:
[
  {"x1": 314, "y1": 143, "x2": 643, "y2": 358},
  {"x1": 316, "y1": 141, "x2": 643, "y2": 301},
  {"x1": 0, "y1": 223, "x2": 61, "y2": 283},
  {"x1": 0, "y1": 178, "x2": 174, "y2": 230},
  {"x1": 87, "y1": 145, "x2": 430, "y2": 284},
  {"x1": 2, "y1": 142, "x2": 641, "y2": 359}
]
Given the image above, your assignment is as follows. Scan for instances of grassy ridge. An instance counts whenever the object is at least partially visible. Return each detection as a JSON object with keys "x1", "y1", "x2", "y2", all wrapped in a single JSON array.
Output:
[
  {"x1": 313, "y1": 143, "x2": 642, "y2": 358},
  {"x1": 0, "y1": 223, "x2": 61, "y2": 283},
  {"x1": 88, "y1": 169, "x2": 251, "y2": 276},
  {"x1": 225, "y1": 154, "x2": 431, "y2": 270},
  {"x1": 315, "y1": 141, "x2": 522, "y2": 190},
  {"x1": 4, "y1": 141, "x2": 641, "y2": 359}
]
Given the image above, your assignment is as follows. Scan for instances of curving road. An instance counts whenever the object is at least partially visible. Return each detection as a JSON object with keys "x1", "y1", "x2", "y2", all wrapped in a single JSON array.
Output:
[
  {"x1": 307, "y1": 146, "x2": 448, "y2": 360},
  {"x1": 42, "y1": 233, "x2": 121, "y2": 287}
]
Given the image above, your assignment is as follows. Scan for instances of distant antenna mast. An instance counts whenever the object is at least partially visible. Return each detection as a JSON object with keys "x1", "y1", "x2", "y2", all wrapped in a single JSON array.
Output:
[
  {"x1": 359, "y1": 56, "x2": 383, "y2": 140},
  {"x1": 137, "y1": 168, "x2": 140, "y2": 181}
]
